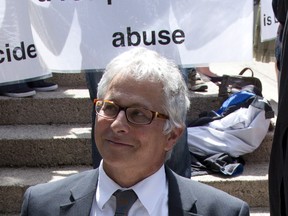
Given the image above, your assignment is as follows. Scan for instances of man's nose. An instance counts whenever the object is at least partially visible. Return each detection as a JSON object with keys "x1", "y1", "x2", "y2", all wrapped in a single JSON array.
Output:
[{"x1": 110, "y1": 110, "x2": 130, "y2": 133}]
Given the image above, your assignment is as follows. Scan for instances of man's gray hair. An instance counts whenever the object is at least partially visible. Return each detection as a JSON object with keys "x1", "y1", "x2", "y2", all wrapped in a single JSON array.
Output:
[{"x1": 97, "y1": 47, "x2": 190, "y2": 134}]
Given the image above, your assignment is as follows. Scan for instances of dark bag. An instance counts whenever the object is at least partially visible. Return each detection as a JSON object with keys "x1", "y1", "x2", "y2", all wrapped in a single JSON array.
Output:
[{"x1": 218, "y1": 67, "x2": 262, "y2": 99}]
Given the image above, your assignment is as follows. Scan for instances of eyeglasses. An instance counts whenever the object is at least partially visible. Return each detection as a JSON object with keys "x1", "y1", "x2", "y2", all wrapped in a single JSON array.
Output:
[{"x1": 94, "y1": 99, "x2": 169, "y2": 125}]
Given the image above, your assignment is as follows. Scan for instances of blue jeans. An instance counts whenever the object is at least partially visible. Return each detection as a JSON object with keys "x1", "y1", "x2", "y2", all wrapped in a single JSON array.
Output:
[{"x1": 85, "y1": 71, "x2": 191, "y2": 178}]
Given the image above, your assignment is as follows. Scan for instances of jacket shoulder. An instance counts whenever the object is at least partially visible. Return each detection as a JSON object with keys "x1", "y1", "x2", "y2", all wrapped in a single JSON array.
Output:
[
  {"x1": 21, "y1": 169, "x2": 98, "y2": 216},
  {"x1": 167, "y1": 168, "x2": 250, "y2": 216}
]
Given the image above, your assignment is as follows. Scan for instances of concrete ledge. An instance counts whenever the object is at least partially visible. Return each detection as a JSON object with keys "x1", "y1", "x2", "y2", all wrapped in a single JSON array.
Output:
[
  {"x1": 0, "y1": 124, "x2": 92, "y2": 167},
  {"x1": 192, "y1": 162, "x2": 269, "y2": 208},
  {"x1": 0, "y1": 62, "x2": 276, "y2": 215},
  {"x1": 0, "y1": 85, "x2": 223, "y2": 125},
  {"x1": 47, "y1": 72, "x2": 87, "y2": 87},
  {"x1": 243, "y1": 131, "x2": 273, "y2": 162},
  {"x1": 0, "y1": 123, "x2": 272, "y2": 167},
  {"x1": 0, "y1": 87, "x2": 92, "y2": 125},
  {"x1": 250, "y1": 208, "x2": 270, "y2": 216},
  {"x1": 0, "y1": 163, "x2": 268, "y2": 214},
  {"x1": 0, "y1": 166, "x2": 90, "y2": 214}
]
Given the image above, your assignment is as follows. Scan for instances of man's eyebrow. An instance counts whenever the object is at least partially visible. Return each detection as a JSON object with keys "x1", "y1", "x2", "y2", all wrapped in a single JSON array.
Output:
[{"x1": 112, "y1": 100, "x2": 151, "y2": 109}]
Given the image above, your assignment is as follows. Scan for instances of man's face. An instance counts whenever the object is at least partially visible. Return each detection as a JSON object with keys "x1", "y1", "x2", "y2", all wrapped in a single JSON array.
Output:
[{"x1": 95, "y1": 74, "x2": 180, "y2": 179}]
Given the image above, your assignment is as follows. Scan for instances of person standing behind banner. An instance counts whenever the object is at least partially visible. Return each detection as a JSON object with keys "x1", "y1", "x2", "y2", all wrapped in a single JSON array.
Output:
[
  {"x1": 253, "y1": 0, "x2": 276, "y2": 63},
  {"x1": 253, "y1": 0, "x2": 279, "y2": 90},
  {"x1": 21, "y1": 47, "x2": 250, "y2": 216},
  {"x1": 273, "y1": 0, "x2": 285, "y2": 87},
  {"x1": 0, "y1": 0, "x2": 58, "y2": 98},
  {"x1": 269, "y1": 0, "x2": 288, "y2": 215},
  {"x1": 0, "y1": 80, "x2": 58, "y2": 98},
  {"x1": 85, "y1": 71, "x2": 104, "y2": 168}
]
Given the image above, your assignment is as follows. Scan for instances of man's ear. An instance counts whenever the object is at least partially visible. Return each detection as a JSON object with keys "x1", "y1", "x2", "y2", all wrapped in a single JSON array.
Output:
[{"x1": 165, "y1": 127, "x2": 184, "y2": 151}]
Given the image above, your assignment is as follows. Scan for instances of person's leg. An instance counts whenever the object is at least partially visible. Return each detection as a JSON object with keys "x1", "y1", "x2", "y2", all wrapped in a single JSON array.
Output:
[
  {"x1": 181, "y1": 67, "x2": 208, "y2": 92},
  {"x1": 165, "y1": 128, "x2": 191, "y2": 178},
  {"x1": 196, "y1": 67, "x2": 218, "y2": 78},
  {"x1": 0, "y1": 83, "x2": 36, "y2": 97},
  {"x1": 85, "y1": 70, "x2": 104, "y2": 168},
  {"x1": 275, "y1": 24, "x2": 284, "y2": 90},
  {"x1": 27, "y1": 79, "x2": 58, "y2": 91},
  {"x1": 164, "y1": 65, "x2": 192, "y2": 177},
  {"x1": 196, "y1": 66, "x2": 223, "y2": 84}
]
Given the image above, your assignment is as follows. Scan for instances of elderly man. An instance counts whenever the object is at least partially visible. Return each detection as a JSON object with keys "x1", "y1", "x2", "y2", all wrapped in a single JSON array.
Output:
[{"x1": 21, "y1": 47, "x2": 249, "y2": 216}]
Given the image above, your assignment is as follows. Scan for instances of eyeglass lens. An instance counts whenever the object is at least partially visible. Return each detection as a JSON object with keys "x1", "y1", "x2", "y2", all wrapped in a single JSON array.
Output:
[{"x1": 95, "y1": 100, "x2": 154, "y2": 124}]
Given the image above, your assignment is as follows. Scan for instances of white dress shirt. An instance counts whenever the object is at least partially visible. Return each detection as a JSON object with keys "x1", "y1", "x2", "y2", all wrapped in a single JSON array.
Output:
[{"x1": 90, "y1": 161, "x2": 169, "y2": 216}]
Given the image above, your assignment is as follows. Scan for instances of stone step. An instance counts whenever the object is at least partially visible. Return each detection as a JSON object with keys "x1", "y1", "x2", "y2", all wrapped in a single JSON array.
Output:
[
  {"x1": 0, "y1": 124, "x2": 272, "y2": 167},
  {"x1": 0, "y1": 86, "x2": 222, "y2": 125},
  {"x1": 0, "y1": 68, "x2": 275, "y2": 215},
  {"x1": 47, "y1": 72, "x2": 87, "y2": 87},
  {"x1": 0, "y1": 124, "x2": 92, "y2": 167},
  {"x1": 0, "y1": 87, "x2": 91, "y2": 125},
  {"x1": 0, "y1": 163, "x2": 269, "y2": 214},
  {"x1": 192, "y1": 162, "x2": 269, "y2": 208},
  {"x1": 250, "y1": 208, "x2": 270, "y2": 216},
  {"x1": 47, "y1": 69, "x2": 279, "y2": 125},
  {"x1": 242, "y1": 130, "x2": 273, "y2": 163},
  {"x1": 0, "y1": 166, "x2": 90, "y2": 214}
]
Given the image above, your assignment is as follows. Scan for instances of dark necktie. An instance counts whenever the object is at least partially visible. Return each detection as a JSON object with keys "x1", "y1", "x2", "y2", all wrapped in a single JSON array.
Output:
[{"x1": 113, "y1": 189, "x2": 138, "y2": 216}]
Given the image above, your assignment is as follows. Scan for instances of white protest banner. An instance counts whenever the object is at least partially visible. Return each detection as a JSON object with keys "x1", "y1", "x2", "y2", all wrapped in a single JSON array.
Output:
[
  {"x1": 29, "y1": 0, "x2": 253, "y2": 71},
  {"x1": 0, "y1": 1, "x2": 50, "y2": 85},
  {"x1": 260, "y1": 0, "x2": 279, "y2": 42}
]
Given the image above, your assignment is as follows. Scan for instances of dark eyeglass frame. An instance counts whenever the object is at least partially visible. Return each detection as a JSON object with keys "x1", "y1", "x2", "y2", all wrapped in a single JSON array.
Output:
[{"x1": 93, "y1": 99, "x2": 169, "y2": 125}]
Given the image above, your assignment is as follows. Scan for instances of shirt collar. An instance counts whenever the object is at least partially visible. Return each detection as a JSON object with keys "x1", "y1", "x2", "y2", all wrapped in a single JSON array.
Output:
[
  {"x1": 96, "y1": 160, "x2": 167, "y2": 215},
  {"x1": 132, "y1": 165, "x2": 167, "y2": 215},
  {"x1": 96, "y1": 161, "x2": 120, "y2": 210}
]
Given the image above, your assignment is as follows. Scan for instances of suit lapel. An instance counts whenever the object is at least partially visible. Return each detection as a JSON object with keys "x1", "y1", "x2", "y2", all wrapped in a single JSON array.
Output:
[
  {"x1": 166, "y1": 166, "x2": 202, "y2": 216},
  {"x1": 60, "y1": 169, "x2": 99, "y2": 216}
]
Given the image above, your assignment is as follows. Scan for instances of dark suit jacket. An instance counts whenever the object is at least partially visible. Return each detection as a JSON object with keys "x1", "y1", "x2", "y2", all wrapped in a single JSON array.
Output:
[
  {"x1": 21, "y1": 166, "x2": 249, "y2": 216},
  {"x1": 269, "y1": 1, "x2": 288, "y2": 216}
]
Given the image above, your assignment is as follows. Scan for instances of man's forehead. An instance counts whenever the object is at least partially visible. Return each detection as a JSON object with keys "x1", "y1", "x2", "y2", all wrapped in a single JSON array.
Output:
[{"x1": 104, "y1": 80, "x2": 164, "y2": 110}]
